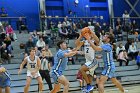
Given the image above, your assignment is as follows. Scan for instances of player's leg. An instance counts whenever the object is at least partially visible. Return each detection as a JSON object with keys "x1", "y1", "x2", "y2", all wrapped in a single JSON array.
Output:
[
  {"x1": 111, "y1": 78, "x2": 125, "y2": 93},
  {"x1": 24, "y1": 77, "x2": 32, "y2": 93},
  {"x1": 50, "y1": 83, "x2": 61, "y2": 93},
  {"x1": 87, "y1": 74, "x2": 94, "y2": 93},
  {"x1": 36, "y1": 76, "x2": 43, "y2": 93},
  {"x1": 79, "y1": 65, "x2": 90, "y2": 84},
  {"x1": 5, "y1": 86, "x2": 10, "y2": 93},
  {"x1": 57, "y1": 75, "x2": 70, "y2": 93},
  {"x1": 98, "y1": 75, "x2": 108, "y2": 93}
]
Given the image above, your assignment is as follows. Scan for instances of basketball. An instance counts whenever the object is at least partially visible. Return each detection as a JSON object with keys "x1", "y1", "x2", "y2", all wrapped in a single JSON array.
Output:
[{"x1": 81, "y1": 27, "x2": 91, "y2": 37}]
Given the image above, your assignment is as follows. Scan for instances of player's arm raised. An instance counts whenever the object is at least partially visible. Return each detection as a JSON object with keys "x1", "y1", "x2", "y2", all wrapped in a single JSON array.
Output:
[
  {"x1": 91, "y1": 31, "x2": 100, "y2": 45},
  {"x1": 75, "y1": 33, "x2": 84, "y2": 50},
  {"x1": 85, "y1": 33, "x2": 102, "y2": 51}
]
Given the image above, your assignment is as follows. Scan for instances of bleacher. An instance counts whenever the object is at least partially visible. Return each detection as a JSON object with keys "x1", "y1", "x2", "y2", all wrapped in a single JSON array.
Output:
[{"x1": 1, "y1": 32, "x2": 140, "y2": 93}]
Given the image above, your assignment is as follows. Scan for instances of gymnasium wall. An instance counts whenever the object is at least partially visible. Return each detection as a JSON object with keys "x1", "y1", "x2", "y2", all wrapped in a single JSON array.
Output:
[
  {"x1": 0, "y1": 0, "x2": 40, "y2": 31},
  {"x1": 113, "y1": 0, "x2": 140, "y2": 17}
]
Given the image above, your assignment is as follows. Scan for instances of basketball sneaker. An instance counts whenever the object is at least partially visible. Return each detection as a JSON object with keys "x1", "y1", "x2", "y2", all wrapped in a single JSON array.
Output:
[
  {"x1": 86, "y1": 85, "x2": 94, "y2": 92},
  {"x1": 121, "y1": 89, "x2": 128, "y2": 93}
]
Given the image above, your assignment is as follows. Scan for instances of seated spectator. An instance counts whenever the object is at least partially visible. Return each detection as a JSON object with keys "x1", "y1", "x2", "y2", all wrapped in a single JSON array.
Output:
[
  {"x1": 58, "y1": 24, "x2": 68, "y2": 40},
  {"x1": 136, "y1": 51, "x2": 140, "y2": 69},
  {"x1": 116, "y1": 43, "x2": 125, "y2": 56},
  {"x1": 36, "y1": 36, "x2": 45, "y2": 51},
  {"x1": 128, "y1": 42, "x2": 139, "y2": 60},
  {"x1": 131, "y1": 20, "x2": 139, "y2": 34},
  {"x1": 4, "y1": 36, "x2": 14, "y2": 57},
  {"x1": 0, "y1": 21, "x2": 5, "y2": 33},
  {"x1": 31, "y1": 30, "x2": 38, "y2": 45},
  {"x1": 117, "y1": 50, "x2": 129, "y2": 66},
  {"x1": 0, "y1": 43, "x2": 11, "y2": 64},
  {"x1": 25, "y1": 37, "x2": 35, "y2": 54},
  {"x1": 0, "y1": 7, "x2": 8, "y2": 17},
  {"x1": 35, "y1": 46, "x2": 41, "y2": 56},
  {"x1": 17, "y1": 17, "x2": 28, "y2": 33},
  {"x1": 6, "y1": 25, "x2": 17, "y2": 41}
]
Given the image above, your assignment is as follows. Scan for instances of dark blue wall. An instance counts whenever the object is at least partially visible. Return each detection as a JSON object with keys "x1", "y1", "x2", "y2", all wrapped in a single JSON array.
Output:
[
  {"x1": 46, "y1": 0, "x2": 109, "y2": 22},
  {"x1": 113, "y1": 0, "x2": 140, "y2": 17},
  {"x1": 0, "y1": 0, "x2": 40, "y2": 31}
]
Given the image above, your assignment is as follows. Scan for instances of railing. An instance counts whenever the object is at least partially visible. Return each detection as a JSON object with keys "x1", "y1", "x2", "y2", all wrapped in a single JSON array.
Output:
[{"x1": 0, "y1": 17, "x2": 27, "y2": 29}]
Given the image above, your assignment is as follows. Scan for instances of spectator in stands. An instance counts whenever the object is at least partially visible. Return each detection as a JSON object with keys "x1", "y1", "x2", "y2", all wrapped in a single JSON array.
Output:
[
  {"x1": 0, "y1": 21, "x2": 5, "y2": 33},
  {"x1": 115, "y1": 18, "x2": 122, "y2": 29},
  {"x1": 35, "y1": 46, "x2": 41, "y2": 57},
  {"x1": 25, "y1": 37, "x2": 35, "y2": 54},
  {"x1": 0, "y1": 7, "x2": 8, "y2": 17},
  {"x1": 117, "y1": 50, "x2": 129, "y2": 66},
  {"x1": 116, "y1": 43, "x2": 126, "y2": 55},
  {"x1": 0, "y1": 64, "x2": 11, "y2": 93},
  {"x1": 122, "y1": 10, "x2": 130, "y2": 26},
  {"x1": 36, "y1": 36, "x2": 45, "y2": 51},
  {"x1": 136, "y1": 51, "x2": 140, "y2": 69},
  {"x1": 6, "y1": 25, "x2": 17, "y2": 41},
  {"x1": 128, "y1": 42, "x2": 139, "y2": 60},
  {"x1": 58, "y1": 24, "x2": 68, "y2": 40},
  {"x1": 131, "y1": 20, "x2": 139, "y2": 34},
  {"x1": 39, "y1": 47, "x2": 53, "y2": 91},
  {"x1": 31, "y1": 30, "x2": 38, "y2": 45},
  {"x1": 18, "y1": 47, "x2": 43, "y2": 93},
  {"x1": 115, "y1": 26, "x2": 123, "y2": 41},
  {"x1": 17, "y1": 17, "x2": 28, "y2": 33},
  {"x1": 1, "y1": 43, "x2": 11, "y2": 64},
  {"x1": 40, "y1": 10, "x2": 46, "y2": 32},
  {"x1": 125, "y1": 39, "x2": 132, "y2": 52},
  {"x1": 4, "y1": 36, "x2": 14, "y2": 57},
  {"x1": 45, "y1": 44, "x2": 54, "y2": 66},
  {"x1": 50, "y1": 40, "x2": 78, "y2": 93}
]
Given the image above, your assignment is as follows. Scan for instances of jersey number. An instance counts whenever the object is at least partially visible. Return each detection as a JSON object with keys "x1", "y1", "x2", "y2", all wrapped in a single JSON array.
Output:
[
  {"x1": 86, "y1": 48, "x2": 89, "y2": 53},
  {"x1": 31, "y1": 64, "x2": 35, "y2": 68}
]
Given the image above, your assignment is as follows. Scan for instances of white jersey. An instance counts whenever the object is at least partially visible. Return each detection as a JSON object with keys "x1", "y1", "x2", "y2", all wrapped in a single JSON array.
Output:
[
  {"x1": 84, "y1": 40, "x2": 95, "y2": 62},
  {"x1": 26, "y1": 56, "x2": 39, "y2": 72}
]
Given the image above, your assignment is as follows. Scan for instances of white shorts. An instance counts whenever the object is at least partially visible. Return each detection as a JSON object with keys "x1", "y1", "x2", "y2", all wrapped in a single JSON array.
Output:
[
  {"x1": 27, "y1": 71, "x2": 41, "y2": 78},
  {"x1": 85, "y1": 59, "x2": 98, "y2": 76}
]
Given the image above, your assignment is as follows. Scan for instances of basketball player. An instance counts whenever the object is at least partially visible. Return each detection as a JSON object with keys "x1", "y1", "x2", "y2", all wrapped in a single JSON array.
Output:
[
  {"x1": 18, "y1": 47, "x2": 43, "y2": 93},
  {"x1": 84, "y1": 32, "x2": 128, "y2": 93},
  {"x1": 75, "y1": 27, "x2": 99, "y2": 92},
  {"x1": 50, "y1": 40, "x2": 78, "y2": 93},
  {"x1": 0, "y1": 65, "x2": 11, "y2": 93}
]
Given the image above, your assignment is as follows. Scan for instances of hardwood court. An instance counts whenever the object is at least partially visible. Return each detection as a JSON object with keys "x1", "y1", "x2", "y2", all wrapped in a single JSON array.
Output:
[{"x1": 69, "y1": 84, "x2": 140, "y2": 93}]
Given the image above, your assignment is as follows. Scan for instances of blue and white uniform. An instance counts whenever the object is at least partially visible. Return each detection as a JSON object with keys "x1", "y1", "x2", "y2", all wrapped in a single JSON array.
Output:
[
  {"x1": 84, "y1": 40, "x2": 98, "y2": 76},
  {"x1": 0, "y1": 65, "x2": 11, "y2": 88},
  {"x1": 51, "y1": 49, "x2": 69, "y2": 83},
  {"x1": 101, "y1": 43, "x2": 116, "y2": 78},
  {"x1": 26, "y1": 56, "x2": 41, "y2": 78}
]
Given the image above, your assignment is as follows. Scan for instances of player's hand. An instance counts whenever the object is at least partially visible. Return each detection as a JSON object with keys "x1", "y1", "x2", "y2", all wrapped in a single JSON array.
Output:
[
  {"x1": 0, "y1": 67, "x2": 6, "y2": 73},
  {"x1": 18, "y1": 69, "x2": 22, "y2": 75}
]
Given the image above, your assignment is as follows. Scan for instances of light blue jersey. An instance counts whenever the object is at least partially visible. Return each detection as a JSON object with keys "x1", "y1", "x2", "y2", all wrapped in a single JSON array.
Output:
[
  {"x1": 51, "y1": 49, "x2": 69, "y2": 83},
  {"x1": 101, "y1": 44, "x2": 116, "y2": 78},
  {"x1": 0, "y1": 65, "x2": 11, "y2": 88}
]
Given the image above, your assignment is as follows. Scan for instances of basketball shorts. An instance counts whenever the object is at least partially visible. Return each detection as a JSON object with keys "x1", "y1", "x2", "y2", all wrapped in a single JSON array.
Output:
[
  {"x1": 27, "y1": 71, "x2": 41, "y2": 78},
  {"x1": 102, "y1": 68, "x2": 116, "y2": 78},
  {"x1": 51, "y1": 70, "x2": 63, "y2": 84}
]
